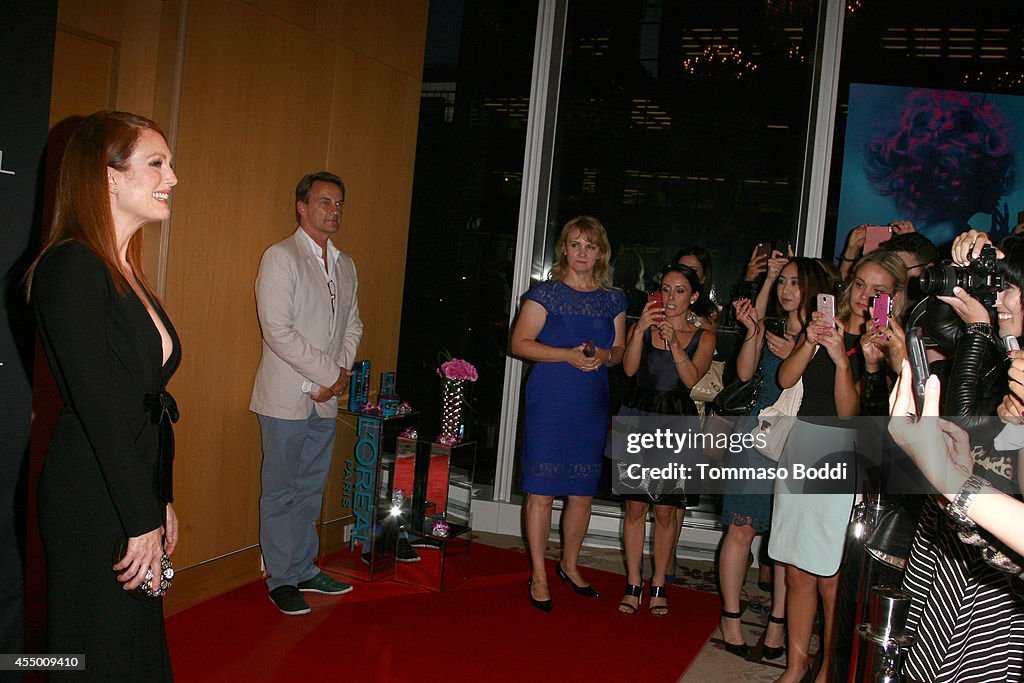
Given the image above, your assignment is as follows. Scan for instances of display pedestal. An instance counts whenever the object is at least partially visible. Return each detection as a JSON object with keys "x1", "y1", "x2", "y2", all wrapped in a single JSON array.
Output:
[
  {"x1": 395, "y1": 523, "x2": 472, "y2": 592},
  {"x1": 331, "y1": 410, "x2": 418, "y2": 582},
  {"x1": 395, "y1": 440, "x2": 476, "y2": 591}
]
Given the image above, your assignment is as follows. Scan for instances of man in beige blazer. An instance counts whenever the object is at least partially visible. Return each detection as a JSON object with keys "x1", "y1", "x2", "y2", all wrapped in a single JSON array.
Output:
[{"x1": 250, "y1": 172, "x2": 363, "y2": 615}]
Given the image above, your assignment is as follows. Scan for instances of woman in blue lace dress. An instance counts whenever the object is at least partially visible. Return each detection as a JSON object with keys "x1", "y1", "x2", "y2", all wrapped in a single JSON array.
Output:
[
  {"x1": 510, "y1": 216, "x2": 626, "y2": 611},
  {"x1": 716, "y1": 257, "x2": 831, "y2": 660}
]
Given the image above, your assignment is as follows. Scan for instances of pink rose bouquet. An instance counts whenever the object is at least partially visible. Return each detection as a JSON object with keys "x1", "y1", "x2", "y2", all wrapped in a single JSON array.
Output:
[{"x1": 438, "y1": 358, "x2": 478, "y2": 382}]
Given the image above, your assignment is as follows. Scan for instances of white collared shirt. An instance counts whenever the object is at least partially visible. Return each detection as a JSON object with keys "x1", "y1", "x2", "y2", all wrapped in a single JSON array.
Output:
[
  {"x1": 297, "y1": 229, "x2": 341, "y2": 394},
  {"x1": 299, "y1": 227, "x2": 342, "y2": 317}
]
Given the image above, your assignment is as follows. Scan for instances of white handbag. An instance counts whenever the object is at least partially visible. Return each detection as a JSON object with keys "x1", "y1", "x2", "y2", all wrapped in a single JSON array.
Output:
[
  {"x1": 752, "y1": 379, "x2": 804, "y2": 462},
  {"x1": 689, "y1": 360, "x2": 725, "y2": 403}
]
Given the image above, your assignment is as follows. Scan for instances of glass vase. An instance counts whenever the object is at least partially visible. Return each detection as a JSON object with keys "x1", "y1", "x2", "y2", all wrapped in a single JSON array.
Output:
[{"x1": 439, "y1": 378, "x2": 466, "y2": 443}]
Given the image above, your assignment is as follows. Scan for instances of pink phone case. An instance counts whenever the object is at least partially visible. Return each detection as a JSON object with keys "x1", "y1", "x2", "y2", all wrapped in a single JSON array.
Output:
[
  {"x1": 871, "y1": 294, "x2": 891, "y2": 329},
  {"x1": 863, "y1": 225, "x2": 892, "y2": 254}
]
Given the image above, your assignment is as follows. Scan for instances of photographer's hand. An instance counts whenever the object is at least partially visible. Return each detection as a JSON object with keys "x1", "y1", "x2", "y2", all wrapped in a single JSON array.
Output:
[
  {"x1": 817, "y1": 317, "x2": 848, "y2": 365},
  {"x1": 637, "y1": 299, "x2": 664, "y2": 332},
  {"x1": 766, "y1": 251, "x2": 788, "y2": 281},
  {"x1": 951, "y1": 230, "x2": 1002, "y2": 265},
  {"x1": 764, "y1": 330, "x2": 794, "y2": 359},
  {"x1": 861, "y1": 333, "x2": 885, "y2": 373},
  {"x1": 866, "y1": 320, "x2": 907, "y2": 373},
  {"x1": 938, "y1": 286, "x2": 990, "y2": 325},
  {"x1": 1000, "y1": 353, "x2": 1024, "y2": 424},
  {"x1": 844, "y1": 225, "x2": 867, "y2": 260},
  {"x1": 744, "y1": 247, "x2": 768, "y2": 281},
  {"x1": 890, "y1": 220, "x2": 916, "y2": 234},
  {"x1": 888, "y1": 361, "x2": 973, "y2": 494},
  {"x1": 732, "y1": 298, "x2": 759, "y2": 333}
]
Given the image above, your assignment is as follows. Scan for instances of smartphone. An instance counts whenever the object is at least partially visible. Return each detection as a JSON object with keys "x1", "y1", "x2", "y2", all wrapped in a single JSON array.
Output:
[
  {"x1": 816, "y1": 293, "x2": 835, "y2": 326},
  {"x1": 755, "y1": 242, "x2": 771, "y2": 260},
  {"x1": 869, "y1": 293, "x2": 892, "y2": 331},
  {"x1": 1004, "y1": 335, "x2": 1020, "y2": 352},
  {"x1": 764, "y1": 317, "x2": 787, "y2": 337},
  {"x1": 863, "y1": 224, "x2": 893, "y2": 254},
  {"x1": 906, "y1": 326, "x2": 929, "y2": 416},
  {"x1": 648, "y1": 291, "x2": 664, "y2": 321},
  {"x1": 773, "y1": 240, "x2": 792, "y2": 257}
]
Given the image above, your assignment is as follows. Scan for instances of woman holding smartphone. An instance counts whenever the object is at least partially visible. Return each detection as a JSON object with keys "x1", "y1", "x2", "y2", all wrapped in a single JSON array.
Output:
[
  {"x1": 615, "y1": 264, "x2": 716, "y2": 616},
  {"x1": 769, "y1": 250, "x2": 905, "y2": 683},
  {"x1": 717, "y1": 258, "x2": 831, "y2": 660}
]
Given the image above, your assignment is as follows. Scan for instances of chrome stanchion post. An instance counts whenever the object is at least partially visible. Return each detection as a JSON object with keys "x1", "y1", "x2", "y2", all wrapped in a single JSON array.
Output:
[{"x1": 854, "y1": 586, "x2": 915, "y2": 683}]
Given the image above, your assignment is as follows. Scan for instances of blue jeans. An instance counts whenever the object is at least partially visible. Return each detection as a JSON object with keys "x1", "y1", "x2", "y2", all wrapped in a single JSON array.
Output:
[{"x1": 258, "y1": 408, "x2": 336, "y2": 590}]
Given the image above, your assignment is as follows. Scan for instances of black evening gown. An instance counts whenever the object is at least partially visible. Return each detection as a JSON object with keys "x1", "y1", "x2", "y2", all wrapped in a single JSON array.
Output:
[{"x1": 33, "y1": 241, "x2": 180, "y2": 681}]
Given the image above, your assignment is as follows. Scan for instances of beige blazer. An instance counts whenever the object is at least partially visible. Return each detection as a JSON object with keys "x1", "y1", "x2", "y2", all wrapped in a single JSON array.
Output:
[{"x1": 249, "y1": 228, "x2": 363, "y2": 419}]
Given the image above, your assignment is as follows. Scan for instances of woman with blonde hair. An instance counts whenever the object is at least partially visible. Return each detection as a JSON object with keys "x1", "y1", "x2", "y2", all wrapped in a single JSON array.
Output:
[
  {"x1": 769, "y1": 250, "x2": 906, "y2": 682},
  {"x1": 511, "y1": 216, "x2": 626, "y2": 611}
]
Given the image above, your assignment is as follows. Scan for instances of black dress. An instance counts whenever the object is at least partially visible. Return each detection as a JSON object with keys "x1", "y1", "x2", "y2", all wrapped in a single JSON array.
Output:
[
  {"x1": 33, "y1": 241, "x2": 179, "y2": 681},
  {"x1": 612, "y1": 328, "x2": 703, "y2": 502}
]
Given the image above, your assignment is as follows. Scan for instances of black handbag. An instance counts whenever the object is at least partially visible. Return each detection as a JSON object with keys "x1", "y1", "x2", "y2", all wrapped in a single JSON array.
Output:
[
  {"x1": 864, "y1": 503, "x2": 919, "y2": 571},
  {"x1": 711, "y1": 369, "x2": 764, "y2": 416}
]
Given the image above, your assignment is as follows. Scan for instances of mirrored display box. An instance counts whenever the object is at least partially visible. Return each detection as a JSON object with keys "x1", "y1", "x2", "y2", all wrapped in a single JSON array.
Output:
[
  {"x1": 395, "y1": 440, "x2": 476, "y2": 591},
  {"x1": 331, "y1": 410, "x2": 418, "y2": 582}
]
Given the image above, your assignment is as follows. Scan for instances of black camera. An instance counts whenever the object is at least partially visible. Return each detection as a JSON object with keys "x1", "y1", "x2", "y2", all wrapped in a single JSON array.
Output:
[{"x1": 919, "y1": 244, "x2": 1004, "y2": 307}]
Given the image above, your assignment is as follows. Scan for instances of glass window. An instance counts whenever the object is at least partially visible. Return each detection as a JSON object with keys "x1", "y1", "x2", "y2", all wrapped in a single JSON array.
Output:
[
  {"x1": 825, "y1": 1, "x2": 1024, "y2": 254},
  {"x1": 397, "y1": 0, "x2": 539, "y2": 494},
  {"x1": 532, "y1": 0, "x2": 821, "y2": 503}
]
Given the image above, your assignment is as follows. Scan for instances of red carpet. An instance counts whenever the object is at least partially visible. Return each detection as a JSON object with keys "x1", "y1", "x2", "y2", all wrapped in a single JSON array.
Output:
[{"x1": 167, "y1": 543, "x2": 719, "y2": 682}]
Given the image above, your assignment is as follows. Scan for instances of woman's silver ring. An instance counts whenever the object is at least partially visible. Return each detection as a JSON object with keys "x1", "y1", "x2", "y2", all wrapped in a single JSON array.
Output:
[{"x1": 768, "y1": 343, "x2": 775, "y2": 350}]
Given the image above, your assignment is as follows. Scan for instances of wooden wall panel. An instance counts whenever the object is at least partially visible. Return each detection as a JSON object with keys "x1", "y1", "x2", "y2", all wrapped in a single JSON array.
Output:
[
  {"x1": 162, "y1": 0, "x2": 338, "y2": 566},
  {"x1": 328, "y1": 48, "x2": 421, "y2": 387},
  {"x1": 245, "y1": 0, "x2": 316, "y2": 30},
  {"x1": 56, "y1": 0, "x2": 122, "y2": 42},
  {"x1": 333, "y1": 0, "x2": 428, "y2": 77},
  {"x1": 46, "y1": 0, "x2": 428, "y2": 611},
  {"x1": 49, "y1": 30, "x2": 117, "y2": 123},
  {"x1": 112, "y1": 1, "x2": 164, "y2": 116}
]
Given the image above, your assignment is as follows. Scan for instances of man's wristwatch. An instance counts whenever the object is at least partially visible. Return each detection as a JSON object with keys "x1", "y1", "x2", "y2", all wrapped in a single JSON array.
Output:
[{"x1": 946, "y1": 474, "x2": 990, "y2": 528}]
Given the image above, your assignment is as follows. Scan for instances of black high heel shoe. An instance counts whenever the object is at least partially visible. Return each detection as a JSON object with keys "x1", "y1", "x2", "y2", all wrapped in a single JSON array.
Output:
[
  {"x1": 556, "y1": 562, "x2": 599, "y2": 597},
  {"x1": 528, "y1": 579, "x2": 552, "y2": 612},
  {"x1": 761, "y1": 614, "x2": 786, "y2": 660},
  {"x1": 720, "y1": 608, "x2": 749, "y2": 658},
  {"x1": 649, "y1": 584, "x2": 668, "y2": 617},
  {"x1": 618, "y1": 581, "x2": 644, "y2": 615}
]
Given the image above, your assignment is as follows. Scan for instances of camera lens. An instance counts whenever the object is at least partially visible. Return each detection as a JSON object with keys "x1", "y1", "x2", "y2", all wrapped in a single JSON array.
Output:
[{"x1": 918, "y1": 264, "x2": 956, "y2": 297}]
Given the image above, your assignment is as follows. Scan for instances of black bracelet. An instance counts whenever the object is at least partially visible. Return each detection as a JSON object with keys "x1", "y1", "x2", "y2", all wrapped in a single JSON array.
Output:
[{"x1": 840, "y1": 255, "x2": 856, "y2": 262}]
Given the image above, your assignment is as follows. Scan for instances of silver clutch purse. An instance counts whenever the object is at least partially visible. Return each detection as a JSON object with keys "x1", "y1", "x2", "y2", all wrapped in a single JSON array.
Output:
[{"x1": 112, "y1": 538, "x2": 174, "y2": 600}]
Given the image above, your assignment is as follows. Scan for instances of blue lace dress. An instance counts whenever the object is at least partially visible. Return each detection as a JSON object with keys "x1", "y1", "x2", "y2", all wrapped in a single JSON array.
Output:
[{"x1": 520, "y1": 280, "x2": 626, "y2": 496}]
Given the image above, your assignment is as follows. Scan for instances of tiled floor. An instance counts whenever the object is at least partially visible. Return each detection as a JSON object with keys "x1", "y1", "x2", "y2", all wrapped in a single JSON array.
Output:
[{"x1": 475, "y1": 531, "x2": 798, "y2": 683}]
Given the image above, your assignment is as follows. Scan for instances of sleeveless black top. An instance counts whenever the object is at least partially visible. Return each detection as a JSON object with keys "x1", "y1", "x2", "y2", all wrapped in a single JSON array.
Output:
[{"x1": 622, "y1": 327, "x2": 703, "y2": 416}]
